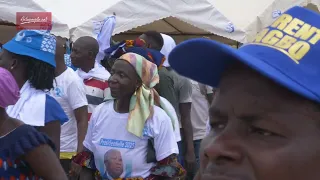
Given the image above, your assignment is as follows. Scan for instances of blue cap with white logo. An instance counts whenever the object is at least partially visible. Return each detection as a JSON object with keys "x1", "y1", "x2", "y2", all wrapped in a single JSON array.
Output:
[
  {"x1": 169, "y1": 6, "x2": 320, "y2": 103},
  {"x1": 3, "y1": 30, "x2": 56, "y2": 67}
]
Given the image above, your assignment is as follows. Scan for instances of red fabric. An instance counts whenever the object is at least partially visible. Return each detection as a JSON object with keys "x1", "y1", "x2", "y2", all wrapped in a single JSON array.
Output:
[{"x1": 84, "y1": 78, "x2": 109, "y2": 90}]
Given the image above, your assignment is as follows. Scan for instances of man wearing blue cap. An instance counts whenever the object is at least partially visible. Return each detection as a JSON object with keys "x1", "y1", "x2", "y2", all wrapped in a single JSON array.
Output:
[{"x1": 169, "y1": 6, "x2": 320, "y2": 180}]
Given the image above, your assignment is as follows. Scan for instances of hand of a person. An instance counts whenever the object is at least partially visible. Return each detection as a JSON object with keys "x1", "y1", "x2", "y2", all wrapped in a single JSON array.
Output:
[
  {"x1": 69, "y1": 161, "x2": 82, "y2": 178},
  {"x1": 184, "y1": 151, "x2": 196, "y2": 173}
]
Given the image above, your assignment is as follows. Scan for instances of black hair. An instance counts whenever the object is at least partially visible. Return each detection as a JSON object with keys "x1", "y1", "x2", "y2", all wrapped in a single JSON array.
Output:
[
  {"x1": 0, "y1": 20, "x2": 16, "y2": 26},
  {"x1": 144, "y1": 31, "x2": 164, "y2": 49},
  {"x1": 101, "y1": 56, "x2": 117, "y2": 72},
  {"x1": 15, "y1": 53, "x2": 55, "y2": 91}
]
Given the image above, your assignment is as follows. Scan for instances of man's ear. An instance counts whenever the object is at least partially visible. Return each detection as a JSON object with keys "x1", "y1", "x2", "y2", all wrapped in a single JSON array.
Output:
[{"x1": 88, "y1": 50, "x2": 95, "y2": 59}]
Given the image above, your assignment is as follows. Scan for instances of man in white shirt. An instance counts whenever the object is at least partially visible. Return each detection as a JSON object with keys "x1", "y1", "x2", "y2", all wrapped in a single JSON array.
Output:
[
  {"x1": 190, "y1": 80, "x2": 214, "y2": 175},
  {"x1": 50, "y1": 36, "x2": 89, "y2": 174}
]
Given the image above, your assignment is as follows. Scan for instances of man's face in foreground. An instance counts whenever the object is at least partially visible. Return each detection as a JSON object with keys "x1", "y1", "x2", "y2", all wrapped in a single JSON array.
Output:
[{"x1": 199, "y1": 63, "x2": 320, "y2": 180}]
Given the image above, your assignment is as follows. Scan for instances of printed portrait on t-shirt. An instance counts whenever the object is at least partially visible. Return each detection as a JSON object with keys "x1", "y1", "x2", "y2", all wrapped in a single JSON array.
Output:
[
  {"x1": 103, "y1": 149, "x2": 124, "y2": 179},
  {"x1": 99, "y1": 138, "x2": 136, "y2": 179}
]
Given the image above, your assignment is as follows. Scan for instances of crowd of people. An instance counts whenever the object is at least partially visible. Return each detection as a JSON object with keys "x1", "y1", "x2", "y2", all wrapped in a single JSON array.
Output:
[
  {"x1": 1, "y1": 5, "x2": 320, "y2": 180},
  {"x1": 0, "y1": 25, "x2": 212, "y2": 179}
]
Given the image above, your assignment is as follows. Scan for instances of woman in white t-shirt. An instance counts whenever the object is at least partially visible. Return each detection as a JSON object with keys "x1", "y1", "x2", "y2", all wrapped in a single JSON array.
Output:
[{"x1": 71, "y1": 53, "x2": 185, "y2": 180}]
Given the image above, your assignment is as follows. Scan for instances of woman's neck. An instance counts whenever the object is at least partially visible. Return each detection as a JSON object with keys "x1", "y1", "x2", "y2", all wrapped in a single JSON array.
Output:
[
  {"x1": 10, "y1": 71, "x2": 26, "y2": 89},
  {"x1": 114, "y1": 98, "x2": 131, "y2": 113}
]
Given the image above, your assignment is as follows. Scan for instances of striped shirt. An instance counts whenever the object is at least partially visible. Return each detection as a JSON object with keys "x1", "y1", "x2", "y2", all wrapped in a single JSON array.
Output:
[{"x1": 84, "y1": 77, "x2": 109, "y2": 120}]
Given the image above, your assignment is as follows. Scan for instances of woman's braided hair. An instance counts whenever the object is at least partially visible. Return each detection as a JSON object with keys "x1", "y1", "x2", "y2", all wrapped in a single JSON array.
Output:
[{"x1": 16, "y1": 53, "x2": 55, "y2": 91}]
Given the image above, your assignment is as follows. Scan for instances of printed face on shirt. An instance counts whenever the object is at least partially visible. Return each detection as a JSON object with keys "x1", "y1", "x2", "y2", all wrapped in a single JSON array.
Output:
[
  {"x1": 199, "y1": 62, "x2": 320, "y2": 180},
  {"x1": 104, "y1": 149, "x2": 124, "y2": 178},
  {"x1": 108, "y1": 59, "x2": 141, "y2": 99}
]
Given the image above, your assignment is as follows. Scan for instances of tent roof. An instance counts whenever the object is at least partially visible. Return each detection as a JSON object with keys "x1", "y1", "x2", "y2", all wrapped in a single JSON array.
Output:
[
  {"x1": 113, "y1": 16, "x2": 236, "y2": 45},
  {"x1": 126, "y1": 16, "x2": 210, "y2": 35},
  {"x1": 1, "y1": 0, "x2": 320, "y2": 44},
  {"x1": 67, "y1": 0, "x2": 320, "y2": 43},
  {"x1": 0, "y1": 0, "x2": 69, "y2": 37}
]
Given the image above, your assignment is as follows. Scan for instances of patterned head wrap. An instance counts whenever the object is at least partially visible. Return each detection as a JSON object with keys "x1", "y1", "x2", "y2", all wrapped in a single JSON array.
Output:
[{"x1": 106, "y1": 52, "x2": 175, "y2": 137}]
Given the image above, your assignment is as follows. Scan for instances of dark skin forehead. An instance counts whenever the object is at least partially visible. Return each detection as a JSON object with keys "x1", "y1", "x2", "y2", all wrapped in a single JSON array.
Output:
[
  {"x1": 73, "y1": 36, "x2": 99, "y2": 52},
  {"x1": 201, "y1": 62, "x2": 320, "y2": 180},
  {"x1": 214, "y1": 63, "x2": 320, "y2": 121},
  {"x1": 111, "y1": 59, "x2": 140, "y2": 82}
]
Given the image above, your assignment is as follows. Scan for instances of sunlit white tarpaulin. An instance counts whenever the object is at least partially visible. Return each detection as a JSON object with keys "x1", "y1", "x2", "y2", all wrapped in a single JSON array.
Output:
[
  {"x1": 33, "y1": 0, "x2": 320, "y2": 43},
  {"x1": 0, "y1": 0, "x2": 69, "y2": 37},
  {"x1": 63, "y1": 0, "x2": 320, "y2": 43}
]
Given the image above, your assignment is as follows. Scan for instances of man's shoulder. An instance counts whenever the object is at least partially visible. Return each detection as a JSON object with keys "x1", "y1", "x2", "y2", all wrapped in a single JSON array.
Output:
[
  {"x1": 63, "y1": 68, "x2": 84, "y2": 84},
  {"x1": 159, "y1": 67, "x2": 171, "y2": 77}
]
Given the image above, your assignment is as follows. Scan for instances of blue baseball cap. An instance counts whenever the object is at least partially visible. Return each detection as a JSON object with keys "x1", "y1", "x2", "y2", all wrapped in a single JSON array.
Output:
[
  {"x1": 3, "y1": 30, "x2": 56, "y2": 67},
  {"x1": 169, "y1": 6, "x2": 320, "y2": 103}
]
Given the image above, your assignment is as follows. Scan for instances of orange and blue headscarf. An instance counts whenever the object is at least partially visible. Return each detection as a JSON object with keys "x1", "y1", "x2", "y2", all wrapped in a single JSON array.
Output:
[{"x1": 104, "y1": 38, "x2": 165, "y2": 67}]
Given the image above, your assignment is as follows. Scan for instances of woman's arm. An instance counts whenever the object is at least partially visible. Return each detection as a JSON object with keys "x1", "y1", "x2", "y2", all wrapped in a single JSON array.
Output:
[
  {"x1": 71, "y1": 148, "x2": 96, "y2": 180},
  {"x1": 149, "y1": 108, "x2": 187, "y2": 179},
  {"x1": 148, "y1": 154, "x2": 186, "y2": 180},
  {"x1": 79, "y1": 167, "x2": 95, "y2": 180},
  {"x1": 71, "y1": 104, "x2": 100, "y2": 180},
  {"x1": 38, "y1": 121, "x2": 61, "y2": 157},
  {"x1": 24, "y1": 144, "x2": 67, "y2": 180}
]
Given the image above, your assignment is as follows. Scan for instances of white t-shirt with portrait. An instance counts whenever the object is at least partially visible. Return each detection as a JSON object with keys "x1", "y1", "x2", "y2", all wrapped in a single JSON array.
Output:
[
  {"x1": 50, "y1": 67, "x2": 88, "y2": 153},
  {"x1": 83, "y1": 101, "x2": 178, "y2": 179}
]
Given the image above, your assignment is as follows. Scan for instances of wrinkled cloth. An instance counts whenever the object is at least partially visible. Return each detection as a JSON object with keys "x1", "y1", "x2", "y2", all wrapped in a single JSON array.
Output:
[
  {"x1": 160, "y1": 34, "x2": 176, "y2": 67},
  {"x1": 95, "y1": 15, "x2": 116, "y2": 63},
  {"x1": 6, "y1": 81, "x2": 46, "y2": 126},
  {"x1": 0, "y1": 67, "x2": 20, "y2": 108},
  {"x1": 3, "y1": 30, "x2": 56, "y2": 67},
  {"x1": 76, "y1": 62, "x2": 110, "y2": 80},
  {"x1": 104, "y1": 39, "x2": 165, "y2": 67},
  {"x1": 105, "y1": 53, "x2": 175, "y2": 137},
  {"x1": 0, "y1": 124, "x2": 55, "y2": 179}
]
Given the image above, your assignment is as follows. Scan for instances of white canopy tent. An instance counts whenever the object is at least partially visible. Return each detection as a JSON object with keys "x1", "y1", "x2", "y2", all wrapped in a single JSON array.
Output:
[
  {"x1": 35, "y1": 0, "x2": 320, "y2": 43},
  {"x1": 1, "y1": 0, "x2": 320, "y2": 45},
  {"x1": 0, "y1": 0, "x2": 69, "y2": 37}
]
